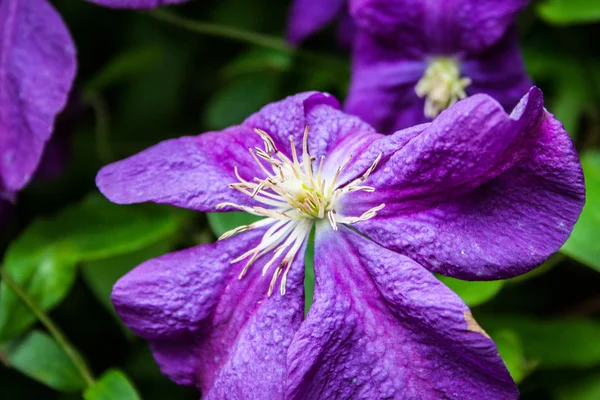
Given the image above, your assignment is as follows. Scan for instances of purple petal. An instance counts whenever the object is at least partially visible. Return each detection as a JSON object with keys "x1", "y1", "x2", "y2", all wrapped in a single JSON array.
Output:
[
  {"x1": 243, "y1": 91, "x2": 343, "y2": 158},
  {"x1": 86, "y1": 0, "x2": 188, "y2": 9},
  {"x1": 97, "y1": 92, "x2": 364, "y2": 212},
  {"x1": 350, "y1": 0, "x2": 528, "y2": 54},
  {"x1": 345, "y1": 32, "x2": 428, "y2": 133},
  {"x1": 0, "y1": 0, "x2": 76, "y2": 194},
  {"x1": 96, "y1": 126, "x2": 265, "y2": 212},
  {"x1": 345, "y1": 28, "x2": 532, "y2": 133},
  {"x1": 112, "y1": 228, "x2": 306, "y2": 396},
  {"x1": 336, "y1": 9, "x2": 356, "y2": 49},
  {"x1": 341, "y1": 88, "x2": 585, "y2": 279},
  {"x1": 286, "y1": 224, "x2": 518, "y2": 399},
  {"x1": 462, "y1": 28, "x2": 533, "y2": 113},
  {"x1": 287, "y1": 0, "x2": 346, "y2": 44}
]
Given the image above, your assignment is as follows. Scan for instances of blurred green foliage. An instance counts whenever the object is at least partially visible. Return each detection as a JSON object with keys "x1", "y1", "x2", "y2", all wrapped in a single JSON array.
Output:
[{"x1": 0, "y1": 0, "x2": 599, "y2": 399}]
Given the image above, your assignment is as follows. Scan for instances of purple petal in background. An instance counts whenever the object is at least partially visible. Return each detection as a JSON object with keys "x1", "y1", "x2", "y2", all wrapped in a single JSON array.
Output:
[
  {"x1": 112, "y1": 229, "x2": 306, "y2": 397},
  {"x1": 462, "y1": 28, "x2": 533, "y2": 112},
  {"x1": 287, "y1": 0, "x2": 346, "y2": 44},
  {"x1": 286, "y1": 224, "x2": 517, "y2": 399},
  {"x1": 345, "y1": 32, "x2": 428, "y2": 133},
  {"x1": 0, "y1": 0, "x2": 76, "y2": 196},
  {"x1": 350, "y1": 0, "x2": 528, "y2": 54},
  {"x1": 342, "y1": 88, "x2": 585, "y2": 280},
  {"x1": 86, "y1": 0, "x2": 189, "y2": 9}
]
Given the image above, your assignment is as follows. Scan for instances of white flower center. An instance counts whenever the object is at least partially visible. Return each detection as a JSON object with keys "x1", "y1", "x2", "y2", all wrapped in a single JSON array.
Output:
[
  {"x1": 415, "y1": 57, "x2": 472, "y2": 118},
  {"x1": 216, "y1": 127, "x2": 384, "y2": 296}
]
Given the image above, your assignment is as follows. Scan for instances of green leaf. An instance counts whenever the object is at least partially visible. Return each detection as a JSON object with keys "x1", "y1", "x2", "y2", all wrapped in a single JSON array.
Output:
[
  {"x1": 437, "y1": 276, "x2": 504, "y2": 307},
  {"x1": 490, "y1": 329, "x2": 531, "y2": 383},
  {"x1": 84, "y1": 46, "x2": 163, "y2": 95},
  {"x1": 207, "y1": 212, "x2": 260, "y2": 238},
  {"x1": 561, "y1": 152, "x2": 600, "y2": 271},
  {"x1": 538, "y1": 0, "x2": 600, "y2": 25},
  {"x1": 222, "y1": 48, "x2": 292, "y2": 79},
  {"x1": 81, "y1": 241, "x2": 173, "y2": 327},
  {"x1": 553, "y1": 372, "x2": 600, "y2": 400},
  {"x1": 203, "y1": 73, "x2": 281, "y2": 130},
  {"x1": 522, "y1": 46, "x2": 590, "y2": 136},
  {"x1": 0, "y1": 194, "x2": 187, "y2": 342},
  {"x1": 480, "y1": 316, "x2": 600, "y2": 368},
  {"x1": 4, "y1": 331, "x2": 86, "y2": 392},
  {"x1": 83, "y1": 369, "x2": 140, "y2": 400}
]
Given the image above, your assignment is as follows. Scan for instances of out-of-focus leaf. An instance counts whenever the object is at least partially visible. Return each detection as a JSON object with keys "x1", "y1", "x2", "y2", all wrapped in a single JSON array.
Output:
[
  {"x1": 480, "y1": 316, "x2": 600, "y2": 368},
  {"x1": 207, "y1": 212, "x2": 260, "y2": 238},
  {"x1": 490, "y1": 329, "x2": 531, "y2": 383},
  {"x1": 84, "y1": 46, "x2": 163, "y2": 94},
  {"x1": 523, "y1": 46, "x2": 589, "y2": 135},
  {"x1": 81, "y1": 241, "x2": 173, "y2": 324},
  {"x1": 223, "y1": 48, "x2": 292, "y2": 79},
  {"x1": 553, "y1": 372, "x2": 600, "y2": 400},
  {"x1": 538, "y1": 0, "x2": 600, "y2": 25},
  {"x1": 437, "y1": 276, "x2": 504, "y2": 307},
  {"x1": 0, "y1": 194, "x2": 186, "y2": 342},
  {"x1": 507, "y1": 253, "x2": 564, "y2": 284},
  {"x1": 83, "y1": 369, "x2": 140, "y2": 400},
  {"x1": 204, "y1": 73, "x2": 281, "y2": 130},
  {"x1": 4, "y1": 331, "x2": 86, "y2": 392},
  {"x1": 562, "y1": 152, "x2": 600, "y2": 272}
]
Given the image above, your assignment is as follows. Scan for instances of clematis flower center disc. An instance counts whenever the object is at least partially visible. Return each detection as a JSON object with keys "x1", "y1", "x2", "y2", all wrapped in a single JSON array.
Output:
[
  {"x1": 415, "y1": 57, "x2": 472, "y2": 118},
  {"x1": 215, "y1": 127, "x2": 384, "y2": 296}
]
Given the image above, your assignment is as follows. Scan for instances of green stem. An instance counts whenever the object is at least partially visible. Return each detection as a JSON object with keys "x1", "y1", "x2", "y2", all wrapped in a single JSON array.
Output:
[
  {"x1": 0, "y1": 269, "x2": 96, "y2": 387},
  {"x1": 86, "y1": 92, "x2": 114, "y2": 164},
  {"x1": 146, "y1": 9, "x2": 348, "y2": 71}
]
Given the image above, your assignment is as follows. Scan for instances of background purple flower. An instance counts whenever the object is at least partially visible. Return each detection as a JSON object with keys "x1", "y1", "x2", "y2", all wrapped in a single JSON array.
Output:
[
  {"x1": 0, "y1": 0, "x2": 76, "y2": 201},
  {"x1": 345, "y1": 0, "x2": 533, "y2": 133},
  {"x1": 287, "y1": 0, "x2": 355, "y2": 47},
  {"x1": 97, "y1": 88, "x2": 583, "y2": 398}
]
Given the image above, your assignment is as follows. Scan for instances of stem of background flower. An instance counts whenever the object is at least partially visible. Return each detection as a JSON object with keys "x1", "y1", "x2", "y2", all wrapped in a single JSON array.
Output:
[
  {"x1": 0, "y1": 269, "x2": 96, "y2": 388},
  {"x1": 146, "y1": 9, "x2": 349, "y2": 73},
  {"x1": 85, "y1": 92, "x2": 114, "y2": 164}
]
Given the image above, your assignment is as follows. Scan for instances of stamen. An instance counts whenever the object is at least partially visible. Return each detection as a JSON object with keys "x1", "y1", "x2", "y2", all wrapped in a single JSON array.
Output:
[
  {"x1": 217, "y1": 128, "x2": 386, "y2": 296},
  {"x1": 415, "y1": 57, "x2": 471, "y2": 118}
]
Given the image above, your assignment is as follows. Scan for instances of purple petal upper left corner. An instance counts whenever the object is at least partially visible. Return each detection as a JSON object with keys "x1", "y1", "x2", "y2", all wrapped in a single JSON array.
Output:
[{"x1": 0, "y1": 0, "x2": 76, "y2": 198}]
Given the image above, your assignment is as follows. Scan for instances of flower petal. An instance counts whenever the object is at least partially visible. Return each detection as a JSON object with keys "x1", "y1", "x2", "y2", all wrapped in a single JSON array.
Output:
[
  {"x1": 463, "y1": 28, "x2": 532, "y2": 112},
  {"x1": 286, "y1": 224, "x2": 518, "y2": 399},
  {"x1": 341, "y1": 88, "x2": 585, "y2": 279},
  {"x1": 97, "y1": 92, "x2": 364, "y2": 211},
  {"x1": 243, "y1": 91, "x2": 343, "y2": 158},
  {"x1": 0, "y1": 0, "x2": 76, "y2": 194},
  {"x1": 112, "y1": 228, "x2": 306, "y2": 396},
  {"x1": 96, "y1": 126, "x2": 265, "y2": 211},
  {"x1": 86, "y1": 0, "x2": 188, "y2": 9},
  {"x1": 345, "y1": 28, "x2": 532, "y2": 133},
  {"x1": 287, "y1": 0, "x2": 346, "y2": 44},
  {"x1": 345, "y1": 32, "x2": 427, "y2": 133},
  {"x1": 350, "y1": 0, "x2": 528, "y2": 54}
]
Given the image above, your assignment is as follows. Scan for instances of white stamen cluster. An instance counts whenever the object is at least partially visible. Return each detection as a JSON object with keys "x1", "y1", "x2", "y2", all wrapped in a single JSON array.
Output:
[
  {"x1": 215, "y1": 127, "x2": 384, "y2": 296},
  {"x1": 415, "y1": 57, "x2": 472, "y2": 118}
]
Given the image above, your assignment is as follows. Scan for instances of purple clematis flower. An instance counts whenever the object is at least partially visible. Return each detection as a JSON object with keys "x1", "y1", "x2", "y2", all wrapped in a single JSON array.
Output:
[
  {"x1": 288, "y1": 0, "x2": 354, "y2": 47},
  {"x1": 0, "y1": 0, "x2": 76, "y2": 201},
  {"x1": 97, "y1": 88, "x2": 584, "y2": 399},
  {"x1": 345, "y1": 0, "x2": 533, "y2": 133}
]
